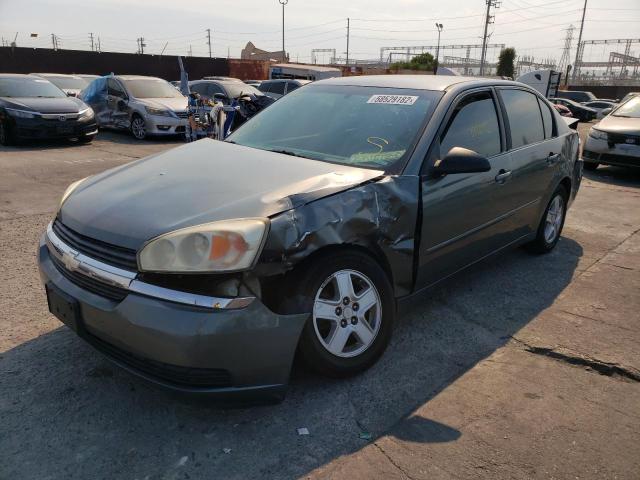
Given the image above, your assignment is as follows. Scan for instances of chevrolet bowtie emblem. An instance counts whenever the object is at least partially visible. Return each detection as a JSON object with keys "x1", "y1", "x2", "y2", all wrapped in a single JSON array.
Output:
[{"x1": 62, "y1": 251, "x2": 81, "y2": 272}]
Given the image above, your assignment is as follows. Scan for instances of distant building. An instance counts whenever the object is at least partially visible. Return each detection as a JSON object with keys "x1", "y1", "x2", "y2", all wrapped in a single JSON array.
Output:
[{"x1": 241, "y1": 42, "x2": 288, "y2": 63}]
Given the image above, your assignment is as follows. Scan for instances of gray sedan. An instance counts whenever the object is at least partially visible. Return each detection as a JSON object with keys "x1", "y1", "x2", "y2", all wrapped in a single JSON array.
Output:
[{"x1": 38, "y1": 76, "x2": 581, "y2": 401}]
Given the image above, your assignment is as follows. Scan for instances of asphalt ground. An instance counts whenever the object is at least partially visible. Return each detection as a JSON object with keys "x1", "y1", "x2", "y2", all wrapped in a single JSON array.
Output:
[{"x1": 1, "y1": 124, "x2": 639, "y2": 479}]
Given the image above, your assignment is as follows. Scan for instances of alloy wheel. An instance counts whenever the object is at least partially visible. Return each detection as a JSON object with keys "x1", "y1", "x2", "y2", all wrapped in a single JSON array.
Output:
[
  {"x1": 312, "y1": 269, "x2": 382, "y2": 358},
  {"x1": 544, "y1": 195, "x2": 564, "y2": 244},
  {"x1": 131, "y1": 117, "x2": 146, "y2": 139}
]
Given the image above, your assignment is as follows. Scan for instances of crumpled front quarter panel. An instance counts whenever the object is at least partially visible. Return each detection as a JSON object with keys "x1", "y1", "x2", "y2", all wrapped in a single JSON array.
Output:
[{"x1": 257, "y1": 176, "x2": 420, "y2": 298}]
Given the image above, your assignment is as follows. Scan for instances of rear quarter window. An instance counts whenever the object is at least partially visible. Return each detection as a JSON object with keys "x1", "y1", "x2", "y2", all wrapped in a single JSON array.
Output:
[{"x1": 501, "y1": 89, "x2": 545, "y2": 148}]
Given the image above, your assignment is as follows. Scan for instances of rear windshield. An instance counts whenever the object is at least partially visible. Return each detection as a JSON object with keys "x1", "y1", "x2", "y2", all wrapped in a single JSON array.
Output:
[
  {"x1": 228, "y1": 84, "x2": 442, "y2": 171},
  {"x1": 0, "y1": 77, "x2": 66, "y2": 98},
  {"x1": 40, "y1": 76, "x2": 88, "y2": 90},
  {"x1": 122, "y1": 78, "x2": 184, "y2": 98}
]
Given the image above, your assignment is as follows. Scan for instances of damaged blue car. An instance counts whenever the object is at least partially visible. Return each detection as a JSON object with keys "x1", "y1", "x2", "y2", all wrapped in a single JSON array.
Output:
[{"x1": 38, "y1": 75, "x2": 581, "y2": 401}]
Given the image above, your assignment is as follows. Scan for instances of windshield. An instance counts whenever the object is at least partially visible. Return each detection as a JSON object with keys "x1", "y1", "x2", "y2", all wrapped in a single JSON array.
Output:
[
  {"x1": 122, "y1": 78, "x2": 184, "y2": 98},
  {"x1": 228, "y1": 85, "x2": 441, "y2": 170},
  {"x1": 0, "y1": 77, "x2": 66, "y2": 98},
  {"x1": 612, "y1": 96, "x2": 640, "y2": 118},
  {"x1": 224, "y1": 82, "x2": 263, "y2": 98},
  {"x1": 40, "y1": 76, "x2": 88, "y2": 90}
]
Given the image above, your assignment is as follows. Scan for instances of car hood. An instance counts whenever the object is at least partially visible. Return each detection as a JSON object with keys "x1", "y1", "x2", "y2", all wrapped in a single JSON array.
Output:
[
  {"x1": 0, "y1": 96, "x2": 86, "y2": 113},
  {"x1": 59, "y1": 139, "x2": 384, "y2": 250},
  {"x1": 595, "y1": 115, "x2": 640, "y2": 136},
  {"x1": 136, "y1": 97, "x2": 187, "y2": 112}
]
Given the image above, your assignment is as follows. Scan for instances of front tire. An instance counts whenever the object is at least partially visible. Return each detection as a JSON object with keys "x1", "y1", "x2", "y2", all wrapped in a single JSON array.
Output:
[
  {"x1": 292, "y1": 251, "x2": 395, "y2": 378},
  {"x1": 130, "y1": 114, "x2": 147, "y2": 140},
  {"x1": 526, "y1": 186, "x2": 568, "y2": 254}
]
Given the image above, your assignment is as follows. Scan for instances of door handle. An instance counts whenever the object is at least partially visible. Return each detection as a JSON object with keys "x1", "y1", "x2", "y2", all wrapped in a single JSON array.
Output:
[
  {"x1": 495, "y1": 169, "x2": 512, "y2": 183},
  {"x1": 547, "y1": 153, "x2": 561, "y2": 164}
]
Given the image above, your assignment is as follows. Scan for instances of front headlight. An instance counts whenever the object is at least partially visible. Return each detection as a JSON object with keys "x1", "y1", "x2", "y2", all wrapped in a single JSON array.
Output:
[
  {"x1": 144, "y1": 106, "x2": 172, "y2": 117},
  {"x1": 138, "y1": 218, "x2": 269, "y2": 273},
  {"x1": 6, "y1": 108, "x2": 37, "y2": 119},
  {"x1": 588, "y1": 128, "x2": 608, "y2": 141},
  {"x1": 59, "y1": 177, "x2": 88, "y2": 207},
  {"x1": 78, "y1": 107, "x2": 94, "y2": 119}
]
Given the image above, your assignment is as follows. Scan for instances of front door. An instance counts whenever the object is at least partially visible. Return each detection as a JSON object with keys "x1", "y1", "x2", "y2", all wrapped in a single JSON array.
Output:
[{"x1": 416, "y1": 89, "x2": 517, "y2": 288}]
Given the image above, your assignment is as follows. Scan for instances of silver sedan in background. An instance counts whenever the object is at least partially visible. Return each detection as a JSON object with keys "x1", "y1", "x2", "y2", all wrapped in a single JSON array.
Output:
[{"x1": 583, "y1": 96, "x2": 640, "y2": 170}]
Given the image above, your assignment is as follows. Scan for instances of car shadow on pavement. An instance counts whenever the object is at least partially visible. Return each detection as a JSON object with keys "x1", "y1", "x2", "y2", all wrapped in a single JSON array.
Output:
[
  {"x1": 0, "y1": 238, "x2": 581, "y2": 479},
  {"x1": 583, "y1": 165, "x2": 640, "y2": 188}
]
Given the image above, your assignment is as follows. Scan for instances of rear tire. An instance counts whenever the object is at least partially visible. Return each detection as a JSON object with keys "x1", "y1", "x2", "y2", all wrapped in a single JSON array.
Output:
[
  {"x1": 583, "y1": 161, "x2": 598, "y2": 171},
  {"x1": 288, "y1": 251, "x2": 395, "y2": 378},
  {"x1": 0, "y1": 121, "x2": 14, "y2": 146},
  {"x1": 526, "y1": 186, "x2": 568, "y2": 254},
  {"x1": 77, "y1": 134, "x2": 95, "y2": 144}
]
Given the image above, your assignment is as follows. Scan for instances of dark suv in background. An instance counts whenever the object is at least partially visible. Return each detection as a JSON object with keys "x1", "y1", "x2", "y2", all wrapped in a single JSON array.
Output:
[{"x1": 556, "y1": 90, "x2": 597, "y2": 103}]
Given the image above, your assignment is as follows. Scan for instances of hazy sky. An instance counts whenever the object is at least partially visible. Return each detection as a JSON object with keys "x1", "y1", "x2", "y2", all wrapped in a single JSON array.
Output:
[{"x1": 1, "y1": 0, "x2": 638, "y2": 65}]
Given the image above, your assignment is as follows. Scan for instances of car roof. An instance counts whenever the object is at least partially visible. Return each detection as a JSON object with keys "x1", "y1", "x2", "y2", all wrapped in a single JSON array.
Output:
[
  {"x1": 0, "y1": 73, "x2": 38, "y2": 79},
  {"x1": 315, "y1": 75, "x2": 525, "y2": 91},
  {"x1": 116, "y1": 75, "x2": 165, "y2": 81},
  {"x1": 31, "y1": 73, "x2": 83, "y2": 79}
]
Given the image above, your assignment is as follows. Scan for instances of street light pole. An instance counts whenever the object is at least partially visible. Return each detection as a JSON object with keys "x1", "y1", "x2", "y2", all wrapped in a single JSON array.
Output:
[
  {"x1": 434, "y1": 23, "x2": 443, "y2": 74},
  {"x1": 279, "y1": 0, "x2": 288, "y2": 62}
]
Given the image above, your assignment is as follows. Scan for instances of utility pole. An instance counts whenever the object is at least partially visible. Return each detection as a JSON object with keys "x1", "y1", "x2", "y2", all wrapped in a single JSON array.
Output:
[
  {"x1": 137, "y1": 37, "x2": 146, "y2": 54},
  {"x1": 346, "y1": 18, "x2": 350, "y2": 66},
  {"x1": 572, "y1": 0, "x2": 587, "y2": 82},
  {"x1": 89, "y1": 32, "x2": 94, "y2": 51},
  {"x1": 480, "y1": 0, "x2": 500, "y2": 76},
  {"x1": 279, "y1": 0, "x2": 288, "y2": 62},
  {"x1": 206, "y1": 28, "x2": 212, "y2": 58},
  {"x1": 97, "y1": 37, "x2": 101, "y2": 52},
  {"x1": 434, "y1": 23, "x2": 443, "y2": 74},
  {"x1": 51, "y1": 33, "x2": 58, "y2": 50},
  {"x1": 160, "y1": 42, "x2": 168, "y2": 57}
]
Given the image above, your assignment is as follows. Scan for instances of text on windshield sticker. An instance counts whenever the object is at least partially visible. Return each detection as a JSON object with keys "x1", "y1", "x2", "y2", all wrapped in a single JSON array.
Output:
[{"x1": 367, "y1": 95, "x2": 419, "y2": 105}]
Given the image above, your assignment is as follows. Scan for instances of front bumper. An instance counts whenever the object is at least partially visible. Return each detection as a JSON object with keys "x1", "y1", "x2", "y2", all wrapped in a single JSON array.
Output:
[
  {"x1": 583, "y1": 136, "x2": 640, "y2": 168},
  {"x1": 12, "y1": 116, "x2": 98, "y2": 140},
  {"x1": 38, "y1": 233, "x2": 307, "y2": 400},
  {"x1": 143, "y1": 113, "x2": 188, "y2": 136}
]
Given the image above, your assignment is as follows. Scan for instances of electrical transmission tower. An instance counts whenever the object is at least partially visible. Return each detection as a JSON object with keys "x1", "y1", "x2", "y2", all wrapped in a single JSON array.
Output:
[
  {"x1": 558, "y1": 25, "x2": 574, "y2": 75},
  {"x1": 480, "y1": 0, "x2": 500, "y2": 76}
]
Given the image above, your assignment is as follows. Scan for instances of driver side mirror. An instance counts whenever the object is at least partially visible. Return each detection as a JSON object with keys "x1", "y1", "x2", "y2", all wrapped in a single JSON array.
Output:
[
  {"x1": 601, "y1": 107, "x2": 612, "y2": 116},
  {"x1": 116, "y1": 98, "x2": 127, "y2": 110},
  {"x1": 213, "y1": 93, "x2": 229, "y2": 102},
  {"x1": 433, "y1": 147, "x2": 491, "y2": 176}
]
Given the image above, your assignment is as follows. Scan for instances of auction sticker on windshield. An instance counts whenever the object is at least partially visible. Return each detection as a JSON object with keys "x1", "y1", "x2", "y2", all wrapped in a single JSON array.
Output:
[{"x1": 367, "y1": 95, "x2": 419, "y2": 105}]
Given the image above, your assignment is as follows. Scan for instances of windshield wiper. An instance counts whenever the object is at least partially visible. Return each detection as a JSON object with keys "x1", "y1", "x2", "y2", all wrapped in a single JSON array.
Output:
[{"x1": 267, "y1": 148, "x2": 305, "y2": 158}]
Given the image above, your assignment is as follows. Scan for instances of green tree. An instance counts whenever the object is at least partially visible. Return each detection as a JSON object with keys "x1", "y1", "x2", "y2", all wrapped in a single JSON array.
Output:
[
  {"x1": 391, "y1": 52, "x2": 436, "y2": 71},
  {"x1": 496, "y1": 47, "x2": 516, "y2": 78}
]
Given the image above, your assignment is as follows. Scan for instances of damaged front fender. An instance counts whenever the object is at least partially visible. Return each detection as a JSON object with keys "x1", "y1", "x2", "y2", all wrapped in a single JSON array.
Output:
[{"x1": 256, "y1": 175, "x2": 420, "y2": 298}]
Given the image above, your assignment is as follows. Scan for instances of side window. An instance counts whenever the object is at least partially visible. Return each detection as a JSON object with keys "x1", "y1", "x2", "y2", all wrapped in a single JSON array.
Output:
[
  {"x1": 269, "y1": 82, "x2": 286, "y2": 95},
  {"x1": 190, "y1": 83, "x2": 207, "y2": 95},
  {"x1": 538, "y1": 98, "x2": 554, "y2": 139},
  {"x1": 501, "y1": 89, "x2": 544, "y2": 148},
  {"x1": 440, "y1": 91, "x2": 501, "y2": 158},
  {"x1": 286, "y1": 82, "x2": 300, "y2": 93},
  {"x1": 107, "y1": 79, "x2": 126, "y2": 98},
  {"x1": 258, "y1": 82, "x2": 271, "y2": 93},
  {"x1": 207, "y1": 84, "x2": 225, "y2": 97}
]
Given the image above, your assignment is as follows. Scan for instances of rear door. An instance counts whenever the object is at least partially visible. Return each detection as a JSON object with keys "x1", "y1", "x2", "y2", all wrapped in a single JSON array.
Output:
[
  {"x1": 417, "y1": 88, "x2": 516, "y2": 287},
  {"x1": 106, "y1": 78, "x2": 128, "y2": 129},
  {"x1": 497, "y1": 88, "x2": 562, "y2": 235}
]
